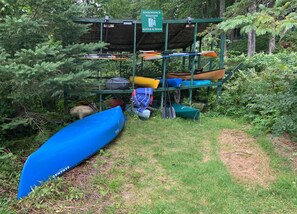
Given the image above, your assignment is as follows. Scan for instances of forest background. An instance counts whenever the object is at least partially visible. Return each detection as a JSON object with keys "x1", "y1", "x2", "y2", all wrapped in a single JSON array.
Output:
[
  {"x1": 0, "y1": 0, "x2": 296, "y2": 211},
  {"x1": 1, "y1": 0, "x2": 296, "y2": 146}
]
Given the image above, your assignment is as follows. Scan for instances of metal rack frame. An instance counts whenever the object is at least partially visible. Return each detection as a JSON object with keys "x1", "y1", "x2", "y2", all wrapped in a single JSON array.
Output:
[{"x1": 66, "y1": 17, "x2": 230, "y2": 111}]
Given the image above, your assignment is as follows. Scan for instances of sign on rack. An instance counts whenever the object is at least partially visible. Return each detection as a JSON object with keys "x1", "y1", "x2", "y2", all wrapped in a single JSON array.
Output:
[{"x1": 141, "y1": 10, "x2": 163, "y2": 33}]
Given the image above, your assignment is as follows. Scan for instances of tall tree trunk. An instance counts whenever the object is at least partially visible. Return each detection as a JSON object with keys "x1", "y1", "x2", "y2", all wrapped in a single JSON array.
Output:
[
  {"x1": 248, "y1": 30, "x2": 256, "y2": 57},
  {"x1": 268, "y1": 1, "x2": 276, "y2": 54},
  {"x1": 247, "y1": 1, "x2": 256, "y2": 57},
  {"x1": 268, "y1": 36, "x2": 276, "y2": 54}
]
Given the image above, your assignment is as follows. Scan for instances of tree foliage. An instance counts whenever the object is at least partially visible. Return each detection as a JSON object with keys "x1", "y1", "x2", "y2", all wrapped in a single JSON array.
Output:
[
  {"x1": 219, "y1": 0, "x2": 297, "y2": 41},
  {"x1": 0, "y1": 0, "x2": 105, "y2": 142},
  {"x1": 89, "y1": 0, "x2": 226, "y2": 19},
  {"x1": 216, "y1": 52, "x2": 297, "y2": 139},
  {"x1": 1, "y1": 0, "x2": 296, "y2": 146}
]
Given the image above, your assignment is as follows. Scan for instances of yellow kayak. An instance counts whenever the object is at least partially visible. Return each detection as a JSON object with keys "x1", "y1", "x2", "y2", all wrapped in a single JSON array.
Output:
[{"x1": 130, "y1": 76, "x2": 160, "y2": 89}]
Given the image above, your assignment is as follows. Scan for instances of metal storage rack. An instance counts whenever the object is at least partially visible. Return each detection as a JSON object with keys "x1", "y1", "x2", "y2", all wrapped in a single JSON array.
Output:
[{"x1": 69, "y1": 17, "x2": 235, "y2": 110}]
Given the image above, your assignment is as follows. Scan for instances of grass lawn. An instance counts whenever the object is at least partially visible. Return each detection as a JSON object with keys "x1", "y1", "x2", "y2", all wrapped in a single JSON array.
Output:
[{"x1": 2, "y1": 113, "x2": 297, "y2": 213}]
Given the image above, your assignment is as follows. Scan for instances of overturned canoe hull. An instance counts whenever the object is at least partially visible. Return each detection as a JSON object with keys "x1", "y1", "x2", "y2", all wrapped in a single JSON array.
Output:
[
  {"x1": 17, "y1": 106, "x2": 125, "y2": 199},
  {"x1": 167, "y1": 68, "x2": 225, "y2": 81}
]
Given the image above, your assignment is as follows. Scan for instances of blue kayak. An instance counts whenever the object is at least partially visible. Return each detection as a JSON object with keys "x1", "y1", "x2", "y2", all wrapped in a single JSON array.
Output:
[
  {"x1": 159, "y1": 78, "x2": 182, "y2": 87},
  {"x1": 17, "y1": 106, "x2": 125, "y2": 199},
  {"x1": 181, "y1": 79, "x2": 211, "y2": 86}
]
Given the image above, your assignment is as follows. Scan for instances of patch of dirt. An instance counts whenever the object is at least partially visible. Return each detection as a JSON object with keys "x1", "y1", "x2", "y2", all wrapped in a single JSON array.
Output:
[
  {"x1": 270, "y1": 134, "x2": 297, "y2": 171},
  {"x1": 218, "y1": 129, "x2": 276, "y2": 187}
]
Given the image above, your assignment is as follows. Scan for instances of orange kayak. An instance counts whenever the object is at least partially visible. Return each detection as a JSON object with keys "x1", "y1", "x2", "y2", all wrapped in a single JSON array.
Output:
[{"x1": 166, "y1": 68, "x2": 225, "y2": 81}]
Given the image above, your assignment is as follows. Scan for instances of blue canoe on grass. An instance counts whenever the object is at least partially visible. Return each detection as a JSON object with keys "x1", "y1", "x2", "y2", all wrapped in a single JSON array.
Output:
[{"x1": 17, "y1": 106, "x2": 125, "y2": 199}]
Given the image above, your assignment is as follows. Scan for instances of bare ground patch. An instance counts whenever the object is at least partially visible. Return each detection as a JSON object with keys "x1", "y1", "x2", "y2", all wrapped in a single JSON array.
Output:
[
  {"x1": 218, "y1": 129, "x2": 276, "y2": 187},
  {"x1": 270, "y1": 134, "x2": 297, "y2": 171}
]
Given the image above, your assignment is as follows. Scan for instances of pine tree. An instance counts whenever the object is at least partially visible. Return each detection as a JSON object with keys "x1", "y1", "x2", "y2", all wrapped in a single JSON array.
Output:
[{"x1": 0, "y1": 0, "x2": 105, "y2": 141}]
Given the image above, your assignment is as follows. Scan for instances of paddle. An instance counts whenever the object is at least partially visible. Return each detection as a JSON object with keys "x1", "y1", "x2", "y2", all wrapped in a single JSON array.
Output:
[
  {"x1": 139, "y1": 50, "x2": 217, "y2": 60},
  {"x1": 162, "y1": 81, "x2": 176, "y2": 119}
]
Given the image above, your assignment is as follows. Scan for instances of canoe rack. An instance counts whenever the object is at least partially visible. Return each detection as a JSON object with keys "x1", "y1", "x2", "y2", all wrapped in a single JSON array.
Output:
[
  {"x1": 66, "y1": 64, "x2": 242, "y2": 109},
  {"x1": 65, "y1": 17, "x2": 237, "y2": 111}
]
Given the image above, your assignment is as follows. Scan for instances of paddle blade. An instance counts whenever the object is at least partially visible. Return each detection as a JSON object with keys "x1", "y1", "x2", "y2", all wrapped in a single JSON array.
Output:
[
  {"x1": 169, "y1": 107, "x2": 176, "y2": 119},
  {"x1": 138, "y1": 52, "x2": 159, "y2": 57},
  {"x1": 139, "y1": 52, "x2": 162, "y2": 60},
  {"x1": 143, "y1": 55, "x2": 162, "y2": 60},
  {"x1": 162, "y1": 107, "x2": 176, "y2": 119},
  {"x1": 201, "y1": 51, "x2": 218, "y2": 58}
]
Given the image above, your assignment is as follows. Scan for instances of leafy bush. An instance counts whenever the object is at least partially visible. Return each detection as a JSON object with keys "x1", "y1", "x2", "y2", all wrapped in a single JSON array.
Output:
[{"x1": 216, "y1": 52, "x2": 297, "y2": 139}]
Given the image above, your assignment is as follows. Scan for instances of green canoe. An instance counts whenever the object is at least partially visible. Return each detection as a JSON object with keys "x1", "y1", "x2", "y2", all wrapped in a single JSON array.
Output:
[{"x1": 172, "y1": 104, "x2": 200, "y2": 120}]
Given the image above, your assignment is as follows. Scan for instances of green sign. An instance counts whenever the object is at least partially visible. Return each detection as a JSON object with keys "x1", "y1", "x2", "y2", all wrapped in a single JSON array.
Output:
[{"x1": 141, "y1": 10, "x2": 163, "y2": 33}]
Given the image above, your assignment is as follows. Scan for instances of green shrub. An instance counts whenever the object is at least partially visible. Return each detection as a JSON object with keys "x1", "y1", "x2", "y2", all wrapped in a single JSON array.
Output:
[{"x1": 216, "y1": 52, "x2": 297, "y2": 140}]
